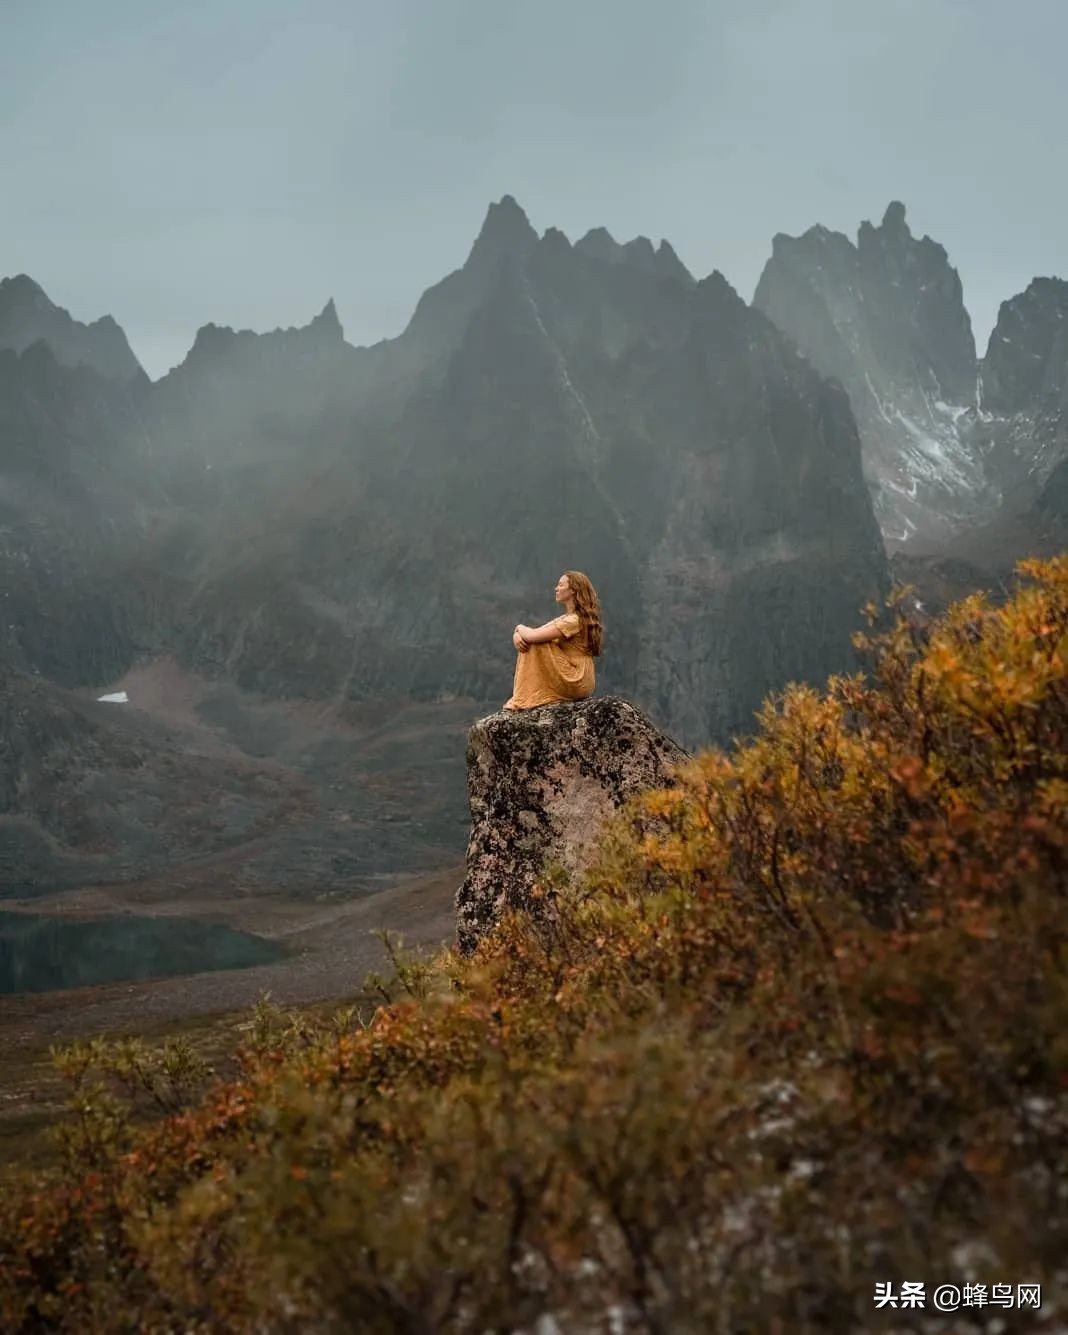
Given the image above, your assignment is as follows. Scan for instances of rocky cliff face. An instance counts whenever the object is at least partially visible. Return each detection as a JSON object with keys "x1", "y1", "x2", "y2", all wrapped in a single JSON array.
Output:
[
  {"x1": 1036, "y1": 453, "x2": 1068, "y2": 525},
  {"x1": 0, "y1": 341, "x2": 162, "y2": 686},
  {"x1": 976, "y1": 277, "x2": 1068, "y2": 514},
  {"x1": 753, "y1": 202, "x2": 989, "y2": 548},
  {"x1": 982, "y1": 278, "x2": 1068, "y2": 416},
  {"x1": 895, "y1": 441, "x2": 1068, "y2": 616},
  {"x1": 886, "y1": 280, "x2": 1068, "y2": 612},
  {"x1": 753, "y1": 204, "x2": 1068, "y2": 554},
  {"x1": 455, "y1": 696, "x2": 689, "y2": 953}
]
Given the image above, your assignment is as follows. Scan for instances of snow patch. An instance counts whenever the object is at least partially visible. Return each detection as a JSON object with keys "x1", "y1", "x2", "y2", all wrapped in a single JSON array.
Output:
[
  {"x1": 97, "y1": 691, "x2": 129, "y2": 704},
  {"x1": 893, "y1": 409, "x2": 983, "y2": 494}
]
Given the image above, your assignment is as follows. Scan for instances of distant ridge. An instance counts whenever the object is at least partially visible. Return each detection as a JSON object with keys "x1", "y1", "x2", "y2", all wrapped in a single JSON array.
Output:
[{"x1": 0, "y1": 273, "x2": 145, "y2": 382}]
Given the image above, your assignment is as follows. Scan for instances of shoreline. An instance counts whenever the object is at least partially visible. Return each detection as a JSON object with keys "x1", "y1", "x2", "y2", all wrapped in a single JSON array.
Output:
[
  {"x1": 0, "y1": 863, "x2": 463, "y2": 1171},
  {"x1": 0, "y1": 862, "x2": 461, "y2": 1043}
]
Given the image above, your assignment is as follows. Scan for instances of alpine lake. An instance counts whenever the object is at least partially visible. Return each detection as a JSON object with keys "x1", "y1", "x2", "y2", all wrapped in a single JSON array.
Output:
[{"x1": 0, "y1": 910, "x2": 287, "y2": 996}]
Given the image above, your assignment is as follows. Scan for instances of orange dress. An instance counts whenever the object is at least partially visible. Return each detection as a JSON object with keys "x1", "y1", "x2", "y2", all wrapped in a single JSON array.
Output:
[{"x1": 504, "y1": 612, "x2": 596, "y2": 710}]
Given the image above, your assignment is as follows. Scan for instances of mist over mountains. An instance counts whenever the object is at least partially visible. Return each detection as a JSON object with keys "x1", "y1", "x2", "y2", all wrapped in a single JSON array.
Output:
[{"x1": 1, "y1": 197, "x2": 1065, "y2": 896}]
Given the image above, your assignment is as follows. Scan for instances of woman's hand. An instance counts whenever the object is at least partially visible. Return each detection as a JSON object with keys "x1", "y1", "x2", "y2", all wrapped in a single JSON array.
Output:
[{"x1": 513, "y1": 626, "x2": 530, "y2": 652}]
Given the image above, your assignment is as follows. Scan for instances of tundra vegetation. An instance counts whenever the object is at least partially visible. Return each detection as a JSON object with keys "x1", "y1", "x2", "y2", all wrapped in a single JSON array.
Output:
[{"x1": 2, "y1": 556, "x2": 1065, "y2": 1332}]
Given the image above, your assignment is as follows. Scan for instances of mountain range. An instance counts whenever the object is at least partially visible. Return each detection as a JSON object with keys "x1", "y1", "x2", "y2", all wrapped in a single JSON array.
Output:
[{"x1": 1, "y1": 197, "x2": 1064, "y2": 897}]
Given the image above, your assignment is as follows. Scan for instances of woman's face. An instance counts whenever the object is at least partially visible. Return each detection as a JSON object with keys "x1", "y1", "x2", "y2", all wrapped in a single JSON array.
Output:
[{"x1": 554, "y1": 574, "x2": 571, "y2": 603}]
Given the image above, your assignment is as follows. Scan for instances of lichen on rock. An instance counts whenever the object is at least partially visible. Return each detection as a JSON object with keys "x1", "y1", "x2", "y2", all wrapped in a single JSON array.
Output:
[{"x1": 455, "y1": 696, "x2": 690, "y2": 953}]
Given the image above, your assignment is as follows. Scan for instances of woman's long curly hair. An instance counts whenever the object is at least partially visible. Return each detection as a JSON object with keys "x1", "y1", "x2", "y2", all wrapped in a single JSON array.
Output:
[{"x1": 565, "y1": 570, "x2": 603, "y2": 657}]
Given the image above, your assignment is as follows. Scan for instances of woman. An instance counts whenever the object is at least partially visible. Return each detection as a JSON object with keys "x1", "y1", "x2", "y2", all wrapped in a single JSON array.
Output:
[{"x1": 503, "y1": 570, "x2": 603, "y2": 711}]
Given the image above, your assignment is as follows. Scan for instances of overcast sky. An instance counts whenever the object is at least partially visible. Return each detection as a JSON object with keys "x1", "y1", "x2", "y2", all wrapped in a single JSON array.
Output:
[{"x1": 3, "y1": 0, "x2": 1065, "y2": 380}]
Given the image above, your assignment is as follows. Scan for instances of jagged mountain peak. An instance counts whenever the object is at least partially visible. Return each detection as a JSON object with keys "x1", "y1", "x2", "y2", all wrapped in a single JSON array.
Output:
[
  {"x1": 881, "y1": 199, "x2": 908, "y2": 232},
  {"x1": 1032, "y1": 274, "x2": 1068, "y2": 296},
  {"x1": 623, "y1": 235, "x2": 655, "y2": 259},
  {"x1": 772, "y1": 204, "x2": 936, "y2": 265},
  {"x1": 695, "y1": 268, "x2": 743, "y2": 306},
  {"x1": 273, "y1": 300, "x2": 345, "y2": 341},
  {"x1": 769, "y1": 222, "x2": 854, "y2": 262},
  {"x1": 858, "y1": 200, "x2": 911, "y2": 246},
  {"x1": 859, "y1": 201, "x2": 958, "y2": 274},
  {"x1": 182, "y1": 300, "x2": 347, "y2": 367},
  {"x1": 309, "y1": 297, "x2": 343, "y2": 337},
  {"x1": 655, "y1": 239, "x2": 694, "y2": 286},
  {"x1": 465, "y1": 194, "x2": 539, "y2": 270},
  {"x1": 186, "y1": 320, "x2": 234, "y2": 357},
  {"x1": 575, "y1": 226, "x2": 623, "y2": 263},
  {"x1": 622, "y1": 235, "x2": 692, "y2": 283},
  {"x1": 572, "y1": 227, "x2": 693, "y2": 285},
  {"x1": 403, "y1": 206, "x2": 702, "y2": 375},
  {"x1": 539, "y1": 226, "x2": 573, "y2": 256},
  {"x1": 992, "y1": 274, "x2": 1068, "y2": 324},
  {"x1": 490, "y1": 192, "x2": 528, "y2": 221}
]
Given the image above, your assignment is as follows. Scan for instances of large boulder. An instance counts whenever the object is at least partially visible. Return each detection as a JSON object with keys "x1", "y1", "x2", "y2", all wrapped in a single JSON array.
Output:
[{"x1": 455, "y1": 696, "x2": 689, "y2": 953}]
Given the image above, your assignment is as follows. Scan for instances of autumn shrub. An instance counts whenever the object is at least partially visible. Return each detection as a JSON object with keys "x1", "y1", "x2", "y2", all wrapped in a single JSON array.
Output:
[{"x1": 0, "y1": 556, "x2": 1065, "y2": 1332}]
